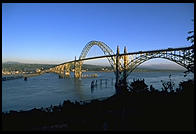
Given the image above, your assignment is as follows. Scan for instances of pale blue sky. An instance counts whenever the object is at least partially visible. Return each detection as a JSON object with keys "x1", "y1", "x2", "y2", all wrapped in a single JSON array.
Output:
[{"x1": 2, "y1": 3, "x2": 194, "y2": 66}]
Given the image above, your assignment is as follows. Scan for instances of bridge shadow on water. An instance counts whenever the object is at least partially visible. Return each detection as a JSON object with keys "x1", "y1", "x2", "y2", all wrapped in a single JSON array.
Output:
[{"x1": 2, "y1": 78, "x2": 194, "y2": 131}]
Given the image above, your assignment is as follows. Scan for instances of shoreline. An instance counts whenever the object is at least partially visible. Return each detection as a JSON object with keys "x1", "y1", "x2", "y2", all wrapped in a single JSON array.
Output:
[{"x1": 2, "y1": 73, "x2": 42, "y2": 81}]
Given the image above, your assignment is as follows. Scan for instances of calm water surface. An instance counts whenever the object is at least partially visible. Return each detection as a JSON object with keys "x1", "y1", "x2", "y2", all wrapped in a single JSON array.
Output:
[{"x1": 2, "y1": 71, "x2": 193, "y2": 112}]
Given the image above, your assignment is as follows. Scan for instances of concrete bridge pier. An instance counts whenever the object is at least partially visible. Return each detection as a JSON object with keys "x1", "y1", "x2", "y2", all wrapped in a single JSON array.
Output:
[
  {"x1": 123, "y1": 46, "x2": 129, "y2": 88},
  {"x1": 115, "y1": 46, "x2": 129, "y2": 95},
  {"x1": 54, "y1": 63, "x2": 71, "y2": 78},
  {"x1": 74, "y1": 56, "x2": 82, "y2": 79},
  {"x1": 115, "y1": 45, "x2": 120, "y2": 94},
  {"x1": 65, "y1": 64, "x2": 71, "y2": 78}
]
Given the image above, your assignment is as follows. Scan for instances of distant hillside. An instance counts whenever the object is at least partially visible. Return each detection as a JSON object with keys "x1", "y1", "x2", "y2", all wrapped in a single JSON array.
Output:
[
  {"x1": 2, "y1": 62, "x2": 108, "y2": 72},
  {"x1": 2, "y1": 63, "x2": 56, "y2": 72},
  {"x1": 2, "y1": 61, "x2": 186, "y2": 72},
  {"x1": 3, "y1": 61, "x2": 23, "y2": 64},
  {"x1": 82, "y1": 64, "x2": 111, "y2": 71},
  {"x1": 139, "y1": 63, "x2": 186, "y2": 71}
]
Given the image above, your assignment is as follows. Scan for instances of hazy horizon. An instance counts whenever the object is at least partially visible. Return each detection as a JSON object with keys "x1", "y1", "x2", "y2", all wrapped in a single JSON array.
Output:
[{"x1": 2, "y1": 58, "x2": 186, "y2": 71}]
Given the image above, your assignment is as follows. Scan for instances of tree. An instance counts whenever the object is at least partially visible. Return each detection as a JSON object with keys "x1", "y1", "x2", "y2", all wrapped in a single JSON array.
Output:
[
  {"x1": 129, "y1": 79, "x2": 149, "y2": 93},
  {"x1": 184, "y1": 19, "x2": 194, "y2": 75},
  {"x1": 187, "y1": 19, "x2": 194, "y2": 46},
  {"x1": 161, "y1": 75, "x2": 175, "y2": 93}
]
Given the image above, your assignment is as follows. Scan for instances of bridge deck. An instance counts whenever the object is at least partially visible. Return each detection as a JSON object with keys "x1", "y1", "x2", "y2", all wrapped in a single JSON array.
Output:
[{"x1": 58, "y1": 46, "x2": 193, "y2": 65}]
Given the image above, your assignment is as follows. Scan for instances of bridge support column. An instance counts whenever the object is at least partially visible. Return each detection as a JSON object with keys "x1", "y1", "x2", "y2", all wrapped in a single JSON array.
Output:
[
  {"x1": 61, "y1": 65, "x2": 65, "y2": 78},
  {"x1": 115, "y1": 46, "x2": 129, "y2": 95},
  {"x1": 115, "y1": 46, "x2": 121, "y2": 94},
  {"x1": 55, "y1": 66, "x2": 59, "y2": 74},
  {"x1": 123, "y1": 46, "x2": 128, "y2": 88},
  {"x1": 59, "y1": 65, "x2": 65, "y2": 78},
  {"x1": 65, "y1": 64, "x2": 71, "y2": 78},
  {"x1": 74, "y1": 56, "x2": 82, "y2": 79}
]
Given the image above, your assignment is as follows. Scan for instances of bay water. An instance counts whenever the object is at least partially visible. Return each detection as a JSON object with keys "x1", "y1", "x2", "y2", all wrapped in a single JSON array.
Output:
[{"x1": 2, "y1": 71, "x2": 193, "y2": 113}]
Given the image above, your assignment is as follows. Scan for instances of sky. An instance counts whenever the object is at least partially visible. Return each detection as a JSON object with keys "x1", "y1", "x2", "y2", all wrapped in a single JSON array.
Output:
[{"x1": 2, "y1": 3, "x2": 194, "y2": 67}]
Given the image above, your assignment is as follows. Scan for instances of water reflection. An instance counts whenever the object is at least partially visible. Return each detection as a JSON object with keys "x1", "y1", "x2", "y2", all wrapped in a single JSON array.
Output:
[
  {"x1": 91, "y1": 85, "x2": 95, "y2": 94},
  {"x1": 90, "y1": 80, "x2": 98, "y2": 94},
  {"x1": 73, "y1": 79, "x2": 86, "y2": 101},
  {"x1": 74, "y1": 78, "x2": 82, "y2": 90}
]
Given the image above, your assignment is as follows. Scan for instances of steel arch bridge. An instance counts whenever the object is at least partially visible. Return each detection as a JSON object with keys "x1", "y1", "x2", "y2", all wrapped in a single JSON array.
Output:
[
  {"x1": 44, "y1": 40, "x2": 194, "y2": 82},
  {"x1": 117, "y1": 46, "x2": 194, "y2": 80},
  {"x1": 79, "y1": 40, "x2": 116, "y2": 69},
  {"x1": 127, "y1": 51, "x2": 193, "y2": 73}
]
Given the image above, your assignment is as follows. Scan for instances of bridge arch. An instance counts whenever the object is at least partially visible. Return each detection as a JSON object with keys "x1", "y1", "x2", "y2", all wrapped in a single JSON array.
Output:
[
  {"x1": 79, "y1": 40, "x2": 116, "y2": 69},
  {"x1": 126, "y1": 51, "x2": 194, "y2": 75}
]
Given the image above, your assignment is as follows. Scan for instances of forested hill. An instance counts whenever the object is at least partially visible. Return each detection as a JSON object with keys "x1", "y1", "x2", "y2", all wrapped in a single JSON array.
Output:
[
  {"x1": 2, "y1": 62, "x2": 56, "y2": 72},
  {"x1": 2, "y1": 62, "x2": 110, "y2": 72},
  {"x1": 2, "y1": 62, "x2": 185, "y2": 72}
]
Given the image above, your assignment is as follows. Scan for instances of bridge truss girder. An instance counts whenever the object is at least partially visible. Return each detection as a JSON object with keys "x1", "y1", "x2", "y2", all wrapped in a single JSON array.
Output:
[{"x1": 123, "y1": 48, "x2": 194, "y2": 77}]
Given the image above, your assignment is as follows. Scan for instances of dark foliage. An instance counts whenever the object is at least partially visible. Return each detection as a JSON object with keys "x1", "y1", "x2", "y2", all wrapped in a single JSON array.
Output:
[
  {"x1": 160, "y1": 75, "x2": 175, "y2": 93},
  {"x1": 2, "y1": 79, "x2": 194, "y2": 131},
  {"x1": 129, "y1": 79, "x2": 149, "y2": 94},
  {"x1": 184, "y1": 19, "x2": 194, "y2": 74}
]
